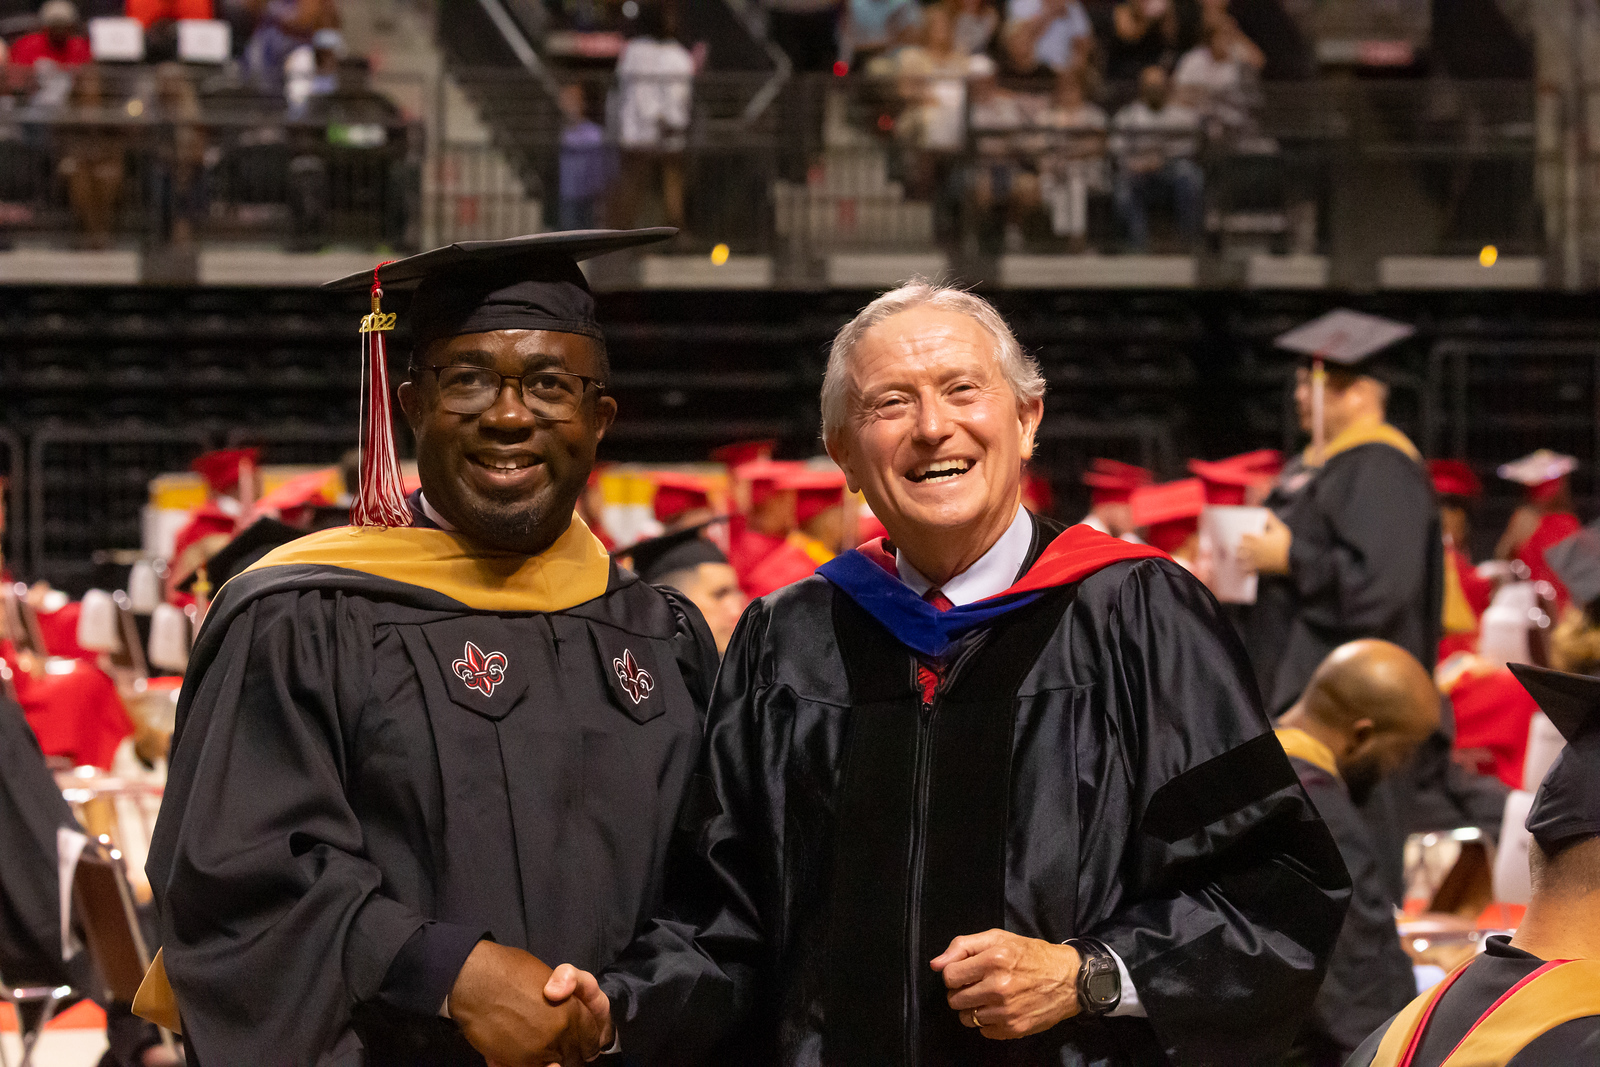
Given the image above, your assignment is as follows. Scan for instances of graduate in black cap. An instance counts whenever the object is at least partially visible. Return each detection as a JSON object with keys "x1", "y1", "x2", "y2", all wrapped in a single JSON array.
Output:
[
  {"x1": 625, "y1": 524, "x2": 747, "y2": 655},
  {"x1": 138, "y1": 229, "x2": 719, "y2": 1067},
  {"x1": 1346, "y1": 662, "x2": 1600, "y2": 1067}
]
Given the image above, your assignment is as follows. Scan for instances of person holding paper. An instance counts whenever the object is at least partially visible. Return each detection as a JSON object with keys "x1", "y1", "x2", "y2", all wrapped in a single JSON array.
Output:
[{"x1": 1237, "y1": 312, "x2": 1443, "y2": 716}]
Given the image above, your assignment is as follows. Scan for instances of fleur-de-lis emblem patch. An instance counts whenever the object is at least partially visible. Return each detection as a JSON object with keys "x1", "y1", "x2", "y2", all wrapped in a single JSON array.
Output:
[
  {"x1": 453, "y1": 640, "x2": 508, "y2": 697},
  {"x1": 612, "y1": 648, "x2": 655, "y2": 705}
]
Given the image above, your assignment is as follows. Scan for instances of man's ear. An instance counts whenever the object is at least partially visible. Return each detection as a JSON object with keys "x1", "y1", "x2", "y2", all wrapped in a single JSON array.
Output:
[
  {"x1": 1018, "y1": 395, "x2": 1044, "y2": 460},
  {"x1": 593, "y1": 394, "x2": 618, "y2": 442},
  {"x1": 397, "y1": 379, "x2": 422, "y2": 431},
  {"x1": 1350, "y1": 718, "x2": 1376, "y2": 751},
  {"x1": 825, "y1": 432, "x2": 861, "y2": 494}
]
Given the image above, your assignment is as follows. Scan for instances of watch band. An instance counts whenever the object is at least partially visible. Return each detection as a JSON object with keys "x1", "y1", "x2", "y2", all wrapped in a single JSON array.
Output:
[{"x1": 1064, "y1": 937, "x2": 1121, "y2": 1017}]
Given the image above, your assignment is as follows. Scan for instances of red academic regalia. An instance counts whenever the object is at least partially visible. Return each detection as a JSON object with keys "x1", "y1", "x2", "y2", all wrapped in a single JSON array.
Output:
[
  {"x1": 171, "y1": 502, "x2": 237, "y2": 573},
  {"x1": 1443, "y1": 663, "x2": 1541, "y2": 789},
  {"x1": 1437, "y1": 544, "x2": 1494, "y2": 661},
  {"x1": 1517, "y1": 512, "x2": 1582, "y2": 610},
  {"x1": 33, "y1": 599, "x2": 93, "y2": 660},
  {"x1": 3, "y1": 644, "x2": 132, "y2": 770}
]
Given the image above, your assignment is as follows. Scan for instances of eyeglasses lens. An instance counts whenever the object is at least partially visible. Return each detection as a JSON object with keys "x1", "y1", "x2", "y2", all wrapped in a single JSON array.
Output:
[{"x1": 435, "y1": 367, "x2": 586, "y2": 420}]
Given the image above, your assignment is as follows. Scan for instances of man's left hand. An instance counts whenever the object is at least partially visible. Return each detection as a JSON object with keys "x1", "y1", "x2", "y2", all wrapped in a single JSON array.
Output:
[
  {"x1": 1238, "y1": 512, "x2": 1292, "y2": 575},
  {"x1": 930, "y1": 930, "x2": 1080, "y2": 1040}
]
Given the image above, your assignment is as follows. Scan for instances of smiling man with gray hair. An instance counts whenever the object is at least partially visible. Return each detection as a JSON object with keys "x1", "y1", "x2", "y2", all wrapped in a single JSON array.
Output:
[{"x1": 548, "y1": 281, "x2": 1351, "y2": 1066}]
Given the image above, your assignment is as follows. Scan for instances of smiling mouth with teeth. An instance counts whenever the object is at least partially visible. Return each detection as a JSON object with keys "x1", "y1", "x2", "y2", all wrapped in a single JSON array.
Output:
[
  {"x1": 473, "y1": 456, "x2": 540, "y2": 471},
  {"x1": 907, "y1": 459, "x2": 974, "y2": 483}
]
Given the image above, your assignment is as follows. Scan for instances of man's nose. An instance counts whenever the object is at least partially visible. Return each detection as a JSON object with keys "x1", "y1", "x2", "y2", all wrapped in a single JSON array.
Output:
[
  {"x1": 479, "y1": 381, "x2": 538, "y2": 434},
  {"x1": 911, "y1": 394, "x2": 953, "y2": 442}
]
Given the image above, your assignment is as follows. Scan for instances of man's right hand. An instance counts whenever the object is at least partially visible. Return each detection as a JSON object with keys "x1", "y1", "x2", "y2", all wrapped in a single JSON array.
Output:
[
  {"x1": 544, "y1": 964, "x2": 615, "y2": 1052},
  {"x1": 448, "y1": 941, "x2": 604, "y2": 1067}
]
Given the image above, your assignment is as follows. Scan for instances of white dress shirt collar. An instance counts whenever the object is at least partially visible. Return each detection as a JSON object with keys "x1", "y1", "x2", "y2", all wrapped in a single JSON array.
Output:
[
  {"x1": 895, "y1": 505, "x2": 1032, "y2": 606},
  {"x1": 418, "y1": 492, "x2": 457, "y2": 532}
]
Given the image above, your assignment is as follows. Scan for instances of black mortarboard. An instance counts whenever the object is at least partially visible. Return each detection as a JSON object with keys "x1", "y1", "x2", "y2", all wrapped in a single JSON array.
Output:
[
  {"x1": 177, "y1": 516, "x2": 306, "y2": 592},
  {"x1": 627, "y1": 525, "x2": 729, "y2": 584},
  {"x1": 320, "y1": 229, "x2": 673, "y2": 528},
  {"x1": 322, "y1": 228, "x2": 675, "y2": 352},
  {"x1": 1509, "y1": 663, "x2": 1600, "y2": 850},
  {"x1": 1546, "y1": 520, "x2": 1600, "y2": 611},
  {"x1": 1273, "y1": 309, "x2": 1416, "y2": 369}
]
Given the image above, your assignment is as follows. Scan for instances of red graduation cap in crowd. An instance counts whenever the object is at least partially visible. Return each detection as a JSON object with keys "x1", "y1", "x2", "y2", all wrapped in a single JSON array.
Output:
[
  {"x1": 711, "y1": 440, "x2": 776, "y2": 469},
  {"x1": 1130, "y1": 478, "x2": 1207, "y2": 554},
  {"x1": 782, "y1": 468, "x2": 849, "y2": 526},
  {"x1": 1428, "y1": 459, "x2": 1483, "y2": 501},
  {"x1": 191, "y1": 448, "x2": 260, "y2": 494},
  {"x1": 735, "y1": 459, "x2": 806, "y2": 510},
  {"x1": 652, "y1": 471, "x2": 716, "y2": 524},
  {"x1": 1188, "y1": 450, "x2": 1282, "y2": 506},
  {"x1": 1082, "y1": 459, "x2": 1152, "y2": 505}
]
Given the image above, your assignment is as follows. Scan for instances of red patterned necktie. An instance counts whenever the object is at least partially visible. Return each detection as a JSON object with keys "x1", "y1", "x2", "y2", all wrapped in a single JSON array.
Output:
[{"x1": 918, "y1": 588, "x2": 953, "y2": 702}]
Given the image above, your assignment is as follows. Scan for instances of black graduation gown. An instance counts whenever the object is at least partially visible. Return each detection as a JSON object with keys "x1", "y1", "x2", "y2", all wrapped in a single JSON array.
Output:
[
  {"x1": 146, "y1": 554, "x2": 717, "y2": 1066},
  {"x1": 0, "y1": 693, "x2": 96, "y2": 991},
  {"x1": 601, "y1": 515, "x2": 1352, "y2": 1067},
  {"x1": 1286, "y1": 755, "x2": 1416, "y2": 1065},
  {"x1": 1345, "y1": 937, "x2": 1600, "y2": 1067},
  {"x1": 1246, "y1": 441, "x2": 1443, "y2": 714}
]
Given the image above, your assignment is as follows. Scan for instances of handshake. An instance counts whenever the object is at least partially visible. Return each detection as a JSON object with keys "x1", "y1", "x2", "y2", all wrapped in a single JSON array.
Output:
[{"x1": 447, "y1": 941, "x2": 613, "y2": 1067}]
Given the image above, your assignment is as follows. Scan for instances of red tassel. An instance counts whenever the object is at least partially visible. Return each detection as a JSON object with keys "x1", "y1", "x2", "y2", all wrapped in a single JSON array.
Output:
[{"x1": 353, "y1": 267, "x2": 411, "y2": 527}]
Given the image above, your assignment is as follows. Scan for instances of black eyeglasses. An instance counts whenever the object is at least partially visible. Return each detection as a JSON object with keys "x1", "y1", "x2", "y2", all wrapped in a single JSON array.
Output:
[{"x1": 422, "y1": 365, "x2": 605, "y2": 422}]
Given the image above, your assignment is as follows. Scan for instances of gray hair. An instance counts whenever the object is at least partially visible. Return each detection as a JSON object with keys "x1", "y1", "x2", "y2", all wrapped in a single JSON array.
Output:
[{"x1": 820, "y1": 281, "x2": 1045, "y2": 443}]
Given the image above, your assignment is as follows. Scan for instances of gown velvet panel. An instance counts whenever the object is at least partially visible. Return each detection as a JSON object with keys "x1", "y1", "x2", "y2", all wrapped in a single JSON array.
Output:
[
  {"x1": 145, "y1": 564, "x2": 716, "y2": 1067},
  {"x1": 1248, "y1": 443, "x2": 1443, "y2": 714},
  {"x1": 602, "y1": 555, "x2": 1351, "y2": 1067}
]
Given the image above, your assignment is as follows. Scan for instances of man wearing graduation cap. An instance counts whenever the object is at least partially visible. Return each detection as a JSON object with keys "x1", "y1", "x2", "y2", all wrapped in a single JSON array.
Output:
[
  {"x1": 1346, "y1": 662, "x2": 1600, "y2": 1067},
  {"x1": 627, "y1": 524, "x2": 747, "y2": 654},
  {"x1": 140, "y1": 229, "x2": 718, "y2": 1066},
  {"x1": 549, "y1": 281, "x2": 1350, "y2": 1066},
  {"x1": 1237, "y1": 309, "x2": 1444, "y2": 715}
]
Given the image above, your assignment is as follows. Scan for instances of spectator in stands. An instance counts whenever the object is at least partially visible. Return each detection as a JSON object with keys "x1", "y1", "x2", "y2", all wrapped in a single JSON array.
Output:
[
  {"x1": 840, "y1": 0, "x2": 921, "y2": 69},
  {"x1": 1110, "y1": 64, "x2": 1201, "y2": 251},
  {"x1": 58, "y1": 64, "x2": 126, "y2": 248},
  {"x1": 1172, "y1": 10, "x2": 1263, "y2": 139},
  {"x1": 243, "y1": 0, "x2": 338, "y2": 90},
  {"x1": 125, "y1": 0, "x2": 213, "y2": 26},
  {"x1": 149, "y1": 62, "x2": 206, "y2": 247},
  {"x1": 8, "y1": 1, "x2": 91, "y2": 67},
  {"x1": 558, "y1": 82, "x2": 615, "y2": 229},
  {"x1": 1107, "y1": 0, "x2": 1190, "y2": 81},
  {"x1": 766, "y1": 0, "x2": 844, "y2": 72},
  {"x1": 967, "y1": 53, "x2": 1036, "y2": 251},
  {"x1": 947, "y1": 0, "x2": 998, "y2": 57},
  {"x1": 1039, "y1": 65, "x2": 1106, "y2": 248},
  {"x1": 892, "y1": 6, "x2": 972, "y2": 151},
  {"x1": 612, "y1": 3, "x2": 694, "y2": 233},
  {"x1": 1000, "y1": 0, "x2": 1091, "y2": 75}
]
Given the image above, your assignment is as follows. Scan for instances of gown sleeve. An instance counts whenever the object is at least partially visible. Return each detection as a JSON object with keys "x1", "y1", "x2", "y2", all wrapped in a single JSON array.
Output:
[
  {"x1": 1287, "y1": 446, "x2": 1434, "y2": 636},
  {"x1": 1083, "y1": 560, "x2": 1353, "y2": 1067},
  {"x1": 147, "y1": 589, "x2": 441, "y2": 1064},
  {"x1": 598, "y1": 598, "x2": 768, "y2": 1066}
]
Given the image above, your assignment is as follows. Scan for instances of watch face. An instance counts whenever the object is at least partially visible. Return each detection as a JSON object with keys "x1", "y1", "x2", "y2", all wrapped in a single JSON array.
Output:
[{"x1": 1085, "y1": 967, "x2": 1119, "y2": 1005}]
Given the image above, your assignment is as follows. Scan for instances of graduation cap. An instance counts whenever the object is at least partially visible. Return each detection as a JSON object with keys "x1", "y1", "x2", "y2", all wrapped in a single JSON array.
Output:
[
  {"x1": 1428, "y1": 459, "x2": 1482, "y2": 502},
  {"x1": 1274, "y1": 309, "x2": 1415, "y2": 458},
  {"x1": 626, "y1": 525, "x2": 730, "y2": 584},
  {"x1": 1188, "y1": 451, "x2": 1282, "y2": 506},
  {"x1": 177, "y1": 516, "x2": 306, "y2": 593},
  {"x1": 1545, "y1": 520, "x2": 1600, "y2": 612},
  {"x1": 710, "y1": 440, "x2": 776, "y2": 468},
  {"x1": 1508, "y1": 663, "x2": 1600, "y2": 850},
  {"x1": 320, "y1": 229, "x2": 676, "y2": 528},
  {"x1": 1082, "y1": 459, "x2": 1152, "y2": 505},
  {"x1": 787, "y1": 469, "x2": 849, "y2": 527},
  {"x1": 1130, "y1": 478, "x2": 1206, "y2": 553},
  {"x1": 734, "y1": 459, "x2": 806, "y2": 510},
  {"x1": 1498, "y1": 449, "x2": 1578, "y2": 504},
  {"x1": 192, "y1": 448, "x2": 259, "y2": 493},
  {"x1": 651, "y1": 471, "x2": 716, "y2": 525}
]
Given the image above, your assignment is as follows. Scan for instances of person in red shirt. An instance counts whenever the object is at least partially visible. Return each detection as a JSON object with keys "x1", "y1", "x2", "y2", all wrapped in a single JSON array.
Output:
[
  {"x1": 1430, "y1": 458, "x2": 1494, "y2": 660},
  {"x1": 168, "y1": 447, "x2": 258, "y2": 594},
  {"x1": 1495, "y1": 449, "x2": 1582, "y2": 611},
  {"x1": 8, "y1": 0, "x2": 92, "y2": 66}
]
